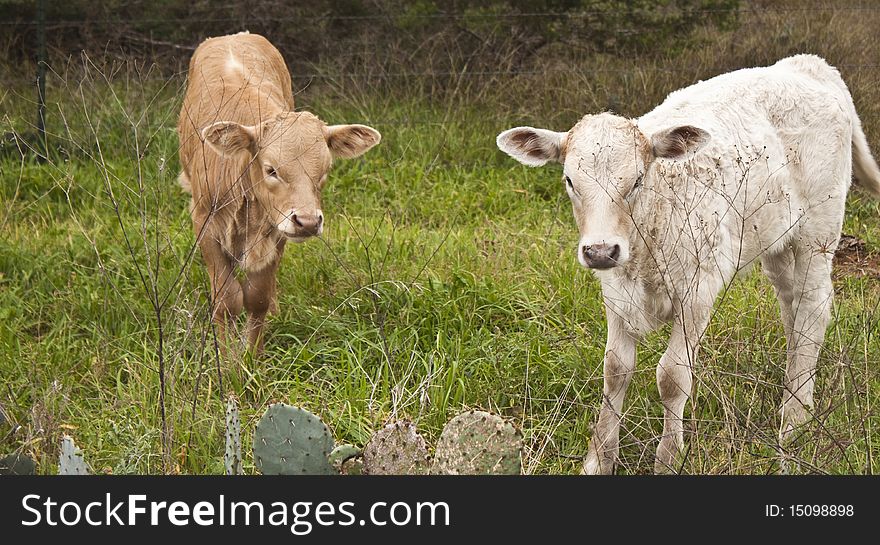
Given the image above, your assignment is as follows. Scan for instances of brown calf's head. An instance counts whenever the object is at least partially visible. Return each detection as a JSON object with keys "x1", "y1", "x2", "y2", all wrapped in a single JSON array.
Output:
[
  {"x1": 202, "y1": 111, "x2": 381, "y2": 241},
  {"x1": 497, "y1": 113, "x2": 709, "y2": 270}
]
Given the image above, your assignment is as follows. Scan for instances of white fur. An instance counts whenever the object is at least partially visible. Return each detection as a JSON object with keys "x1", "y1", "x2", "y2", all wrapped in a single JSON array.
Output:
[
  {"x1": 498, "y1": 54, "x2": 879, "y2": 474},
  {"x1": 225, "y1": 48, "x2": 247, "y2": 77},
  {"x1": 496, "y1": 126, "x2": 568, "y2": 167}
]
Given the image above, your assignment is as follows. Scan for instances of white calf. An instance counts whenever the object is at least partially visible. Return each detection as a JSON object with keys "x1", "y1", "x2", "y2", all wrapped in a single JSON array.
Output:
[{"x1": 497, "y1": 55, "x2": 880, "y2": 473}]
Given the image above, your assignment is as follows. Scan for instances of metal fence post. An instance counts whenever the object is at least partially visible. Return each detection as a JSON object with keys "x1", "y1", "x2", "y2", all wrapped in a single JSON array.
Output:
[{"x1": 36, "y1": 0, "x2": 47, "y2": 162}]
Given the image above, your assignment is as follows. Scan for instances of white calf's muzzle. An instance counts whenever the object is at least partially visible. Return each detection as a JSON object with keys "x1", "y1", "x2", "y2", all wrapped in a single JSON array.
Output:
[{"x1": 577, "y1": 236, "x2": 629, "y2": 269}]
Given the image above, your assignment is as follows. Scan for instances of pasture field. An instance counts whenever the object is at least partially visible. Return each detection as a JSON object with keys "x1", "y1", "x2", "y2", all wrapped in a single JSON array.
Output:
[{"x1": 1, "y1": 4, "x2": 879, "y2": 474}]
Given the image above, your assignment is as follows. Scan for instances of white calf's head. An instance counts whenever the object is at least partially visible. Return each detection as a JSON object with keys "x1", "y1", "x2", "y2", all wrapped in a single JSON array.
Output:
[{"x1": 497, "y1": 113, "x2": 709, "y2": 269}]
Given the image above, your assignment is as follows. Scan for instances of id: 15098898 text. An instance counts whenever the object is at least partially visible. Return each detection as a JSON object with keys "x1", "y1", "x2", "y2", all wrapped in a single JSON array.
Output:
[{"x1": 765, "y1": 504, "x2": 854, "y2": 517}]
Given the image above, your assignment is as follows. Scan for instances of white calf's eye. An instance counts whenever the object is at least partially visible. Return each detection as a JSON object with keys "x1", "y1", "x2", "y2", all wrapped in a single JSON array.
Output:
[
  {"x1": 633, "y1": 172, "x2": 644, "y2": 189},
  {"x1": 625, "y1": 172, "x2": 644, "y2": 202},
  {"x1": 564, "y1": 175, "x2": 573, "y2": 190}
]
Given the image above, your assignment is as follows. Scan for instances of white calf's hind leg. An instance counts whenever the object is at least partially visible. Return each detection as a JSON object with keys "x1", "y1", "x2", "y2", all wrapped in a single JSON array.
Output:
[
  {"x1": 779, "y1": 241, "x2": 835, "y2": 443},
  {"x1": 583, "y1": 313, "x2": 637, "y2": 475},
  {"x1": 762, "y1": 248, "x2": 797, "y2": 379},
  {"x1": 762, "y1": 249, "x2": 796, "y2": 322}
]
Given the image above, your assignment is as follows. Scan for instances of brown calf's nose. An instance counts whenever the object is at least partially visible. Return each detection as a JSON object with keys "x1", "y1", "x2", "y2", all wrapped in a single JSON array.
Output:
[
  {"x1": 582, "y1": 243, "x2": 621, "y2": 269},
  {"x1": 292, "y1": 213, "x2": 323, "y2": 236}
]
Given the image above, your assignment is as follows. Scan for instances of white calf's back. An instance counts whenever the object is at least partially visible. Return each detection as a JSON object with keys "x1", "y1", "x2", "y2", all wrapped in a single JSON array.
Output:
[
  {"x1": 495, "y1": 55, "x2": 878, "y2": 472},
  {"x1": 601, "y1": 56, "x2": 866, "y2": 334}
]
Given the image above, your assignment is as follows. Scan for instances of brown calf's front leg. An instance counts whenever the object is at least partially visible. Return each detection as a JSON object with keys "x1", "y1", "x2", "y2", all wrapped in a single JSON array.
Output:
[
  {"x1": 242, "y1": 245, "x2": 283, "y2": 354},
  {"x1": 195, "y1": 222, "x2": 243, "y2": 355},
  {"x1": 242, "y1": 266, "x2": 276, "y2": 354}
]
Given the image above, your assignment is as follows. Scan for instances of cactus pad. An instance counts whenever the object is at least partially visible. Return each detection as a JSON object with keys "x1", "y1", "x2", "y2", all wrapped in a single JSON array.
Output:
[
  {"x1": 363, "y1": 421, "x2": 430, "y2": 475},
  {"x1": 59, "y1": 435, "x2": 89, "y2": 475},
  {"x1": 329, "y1": 444, "x2": 359, "y2": 468},
  {"x1": 253, "y1": 403, "x2": 336, "y2": 475},
  {"x1": 340, "y1": 457, "x2": 364, "y2": 475},
  {"x1": 432, "y1": 410, "x2": 522, "y2": 475},
  {"x1": 225, "y1": 395, "x2": 242, "y2": 475},
  {"x1": 329, "y1": 444, "x2": 363, "y2": 475},
  {"x1": 0, "y1": 453, "x2": 36, "y2": 475}
]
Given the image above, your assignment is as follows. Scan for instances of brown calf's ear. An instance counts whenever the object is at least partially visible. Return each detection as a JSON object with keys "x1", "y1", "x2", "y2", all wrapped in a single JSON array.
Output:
[
  {"x1": 651, "y1": 125, "x2": 710, "y2": 159},
  {"x1": 325, "y1": 124, "x2": 382, "y2": 159},
  {"x1": 201, "y1": 121, "x2": 257, "y2": 155},
  {"x1": 496, "y1": 126, "x2": 568, "y2": 167}
]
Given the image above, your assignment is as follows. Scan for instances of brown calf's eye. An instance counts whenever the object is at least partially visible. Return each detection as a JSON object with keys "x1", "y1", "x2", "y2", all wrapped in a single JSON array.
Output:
[{"x1": 265, "y1": 166, "x2": 278, "y2": 178}]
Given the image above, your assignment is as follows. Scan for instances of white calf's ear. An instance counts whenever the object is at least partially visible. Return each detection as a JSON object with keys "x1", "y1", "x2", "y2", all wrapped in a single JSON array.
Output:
[
  {"x1": 201, "y1": 121, "x2": 257, "y2": 155},
  {"x1": 496, "y1": 126, "x2": 568, "y2": 167},
  {"x1": 325, "y1": 124, "x2": 381, "y2": 159},
  {"x1": 651, "y1": 125, "x2": 710, "y2": 159}
]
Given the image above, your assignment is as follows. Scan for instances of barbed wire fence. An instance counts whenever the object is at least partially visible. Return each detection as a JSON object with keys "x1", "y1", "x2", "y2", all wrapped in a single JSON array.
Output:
[{"x1": 5, "y1": 3, "x2": 880, "y2": 147}]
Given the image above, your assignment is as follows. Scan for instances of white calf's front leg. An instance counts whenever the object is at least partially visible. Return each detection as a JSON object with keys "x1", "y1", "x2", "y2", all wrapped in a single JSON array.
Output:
[
  {"x1": 584, "y1": 313, "x2": 637, "y2": 475},
  {"x1": 654, "y1": 305, "x2": 712, "y2": 474}
]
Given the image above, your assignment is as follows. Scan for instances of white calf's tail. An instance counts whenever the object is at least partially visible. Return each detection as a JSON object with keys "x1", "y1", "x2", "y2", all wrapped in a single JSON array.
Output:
[{"x1": 852, "y1": 113, "x2": 880, "y2": 197}]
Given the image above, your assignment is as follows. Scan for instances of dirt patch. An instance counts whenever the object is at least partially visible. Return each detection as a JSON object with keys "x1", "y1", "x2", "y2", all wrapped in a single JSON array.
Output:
[{"x1": 833, "y1": 234, "x2": 880, "y2": 280}]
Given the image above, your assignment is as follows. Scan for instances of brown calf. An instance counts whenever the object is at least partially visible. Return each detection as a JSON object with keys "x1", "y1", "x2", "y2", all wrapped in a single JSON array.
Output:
[{"x1": 177, "y1": 32, "x2": 381, "y2": 353}]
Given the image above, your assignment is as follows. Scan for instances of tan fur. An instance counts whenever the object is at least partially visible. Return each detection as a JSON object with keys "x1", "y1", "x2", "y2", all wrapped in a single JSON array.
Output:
[{"x1": 177, "y1": 32, "x2": 380, "y2": 355}]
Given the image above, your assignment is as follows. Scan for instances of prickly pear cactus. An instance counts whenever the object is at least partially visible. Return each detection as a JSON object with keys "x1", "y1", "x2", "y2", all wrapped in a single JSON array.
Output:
[
  {"x1": 0, "y1": 453, "x2": 36, "y2": 475},
  {"x1": 363, "y1": 421, "x2": 430, "y2": 475},
  {"x1": 59, "y1": 435, "x2": 89, "y2": 475},
  {"x1": 329, "y1": 444, "x2": 362, "y2": 475},
  {"x1": 225, "y1": 395, "x2": 242, "y2": 475},
  {"x1": 340, "y1": 457, "x2": 365, "y2": 475},
  {"x1": 329, "y1": 444, "x2": 359, "y2": 468},
  {"x1": 432, "y1": 410, "x2": 522, "y2": 475},
  {"x1": 253, "y1": 403, "x2": 336, "y2": 475}
]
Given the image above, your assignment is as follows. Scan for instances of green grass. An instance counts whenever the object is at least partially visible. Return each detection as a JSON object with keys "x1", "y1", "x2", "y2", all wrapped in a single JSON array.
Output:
[{"x1": 2, "y1": 21, "x2": 880, "y2": 474}]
